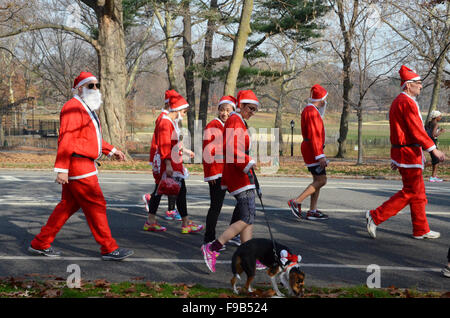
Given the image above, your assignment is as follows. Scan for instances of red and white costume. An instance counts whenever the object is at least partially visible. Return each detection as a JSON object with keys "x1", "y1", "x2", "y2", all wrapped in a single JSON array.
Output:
[
  {"x1": 221, "y1": 90, "x2": 258, "y2": 196},
  {"x1": 149, "y1": 90, "x2": 173, "y2": 165},
  {"x1": 151, "y1": 90, "x2": 189, "y2": 184},
  {"x1": 31, "y1": 72, "x2": 119, "y2": 255},
  {"x1": 202, "y1": 96, "x2": 237, "y2": 182},
  {"x1": 370, "y1": 66, "x2": 436, "y2": 236}
]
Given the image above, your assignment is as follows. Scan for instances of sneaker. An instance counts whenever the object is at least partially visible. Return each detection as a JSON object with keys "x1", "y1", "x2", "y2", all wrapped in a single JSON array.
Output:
[
  {"x1": 201, "y1": 242, "x2": 220, "y2": 273},
  {"x1": 306, "y1": 210, "x2": 329, "y2": 220},
  {"x1": 441, "y1": 266, "x2": 450, "y2": 278},
  {"x1": 228, "y1": 235, "x2": 241, "y2": 247},
  {"x1": 28, "y1": 246, "x2": 61, "y2": 257},
  {"x1": 256, "y1": 260, "x2": 267, "y2": 270},
  {"x1": 102, "y1": 247, "x2": 134, "y2": 261},
  {"x1": 429, "y1": 177, "x2": 436, "y2": 182},
  {"x1": 164, "y1": 209, "x2": 182, "y2": 221},
  {"x1": 181, "y1": 222, "x2": 204, "y2": 234},
  {"x1": 142, "y1": 193, "x2": 151, "y2": 212},
  {"x1": 366, "y1": 210, "x2": 377, "y2": 239},
  {"x1": 434, "y1": 177, "x2": 443, "y2": 182},
  {"x1": 287, "y1": 199, "x2": 302, "y2": 219},
  {"x1": 412, "y1": 230, "x2": 440, "y2": 240},
  {"x1": 143, "y1": 221, "x2": 167, "y2": 232}
]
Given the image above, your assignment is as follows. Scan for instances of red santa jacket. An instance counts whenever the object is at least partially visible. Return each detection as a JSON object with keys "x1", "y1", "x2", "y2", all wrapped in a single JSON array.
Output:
[
  {"x1": 54, "y1": 96, "x2": 116, "y2": 180},
  {"x1": 149, "y1": 109, "x2": 169, "y2": 164},
  {"x1": 152, "y1": 115, "x2": 187, "y2": 184},
  {"x1": 203, "y1": 118, "x2": 225, "y2": 182},
  {"x1": 390, "y1": 92, "x2": 436, "y2": 169},
  {"x1": 220, "y1": 112, "x2": 255, "y2": 195},
  {"x1": 300, "y1": 104, "x2": 326, "y2": 167}
]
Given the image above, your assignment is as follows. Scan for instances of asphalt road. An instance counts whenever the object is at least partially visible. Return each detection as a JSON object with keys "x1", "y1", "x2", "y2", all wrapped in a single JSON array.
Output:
[{"x1": 0, "y1": 170, "x2": 449, "y2": 292}]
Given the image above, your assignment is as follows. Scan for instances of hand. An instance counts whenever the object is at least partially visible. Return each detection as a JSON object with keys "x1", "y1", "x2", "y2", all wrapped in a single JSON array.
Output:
[
  {"x1": 318, "y1": 157, "x2": 328, "y2": 169},
  {"x1": 55, "y1": 172, "x2": 69, "y2": 184},
  {"x1": 431, "y1": 149, "x2": 445, "y2": 162},
  {"x1": 208, "y1": 179, "x2": 216, "y2": 186},
  {"x1": 390, "y1": 162, "x2": 398, "y2": 170},
  {"x1": 113, "y1": 150, "x2": 126, "y2": 161}
]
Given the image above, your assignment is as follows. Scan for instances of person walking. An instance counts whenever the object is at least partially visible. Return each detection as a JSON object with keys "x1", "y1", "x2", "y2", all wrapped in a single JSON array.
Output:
[
  {"x1": 142, "y1": 90, "x2": 203, "y2": 234},
  {"x1": 366, "y1": 65, "x2": 445, "y2": 240},
  {"x1": 28, "y1": 71, "x2": 133, "y2": 261},
  {"x1": 202, "y1": 96, "x2": 236, "y2": 245},
  {"x1": 201, "y1": 90, "x2": 261, "y2": 273},
  {"x1": 287, "y1": 84, "x2": 329, "y2": 220},
  {"x1": 143, "y1": 90, "x2": 180, "y2": 221},
  {"x1": 442, "y1": 246, "x2": 450, "y2": 278},
  {"x1": 425, "y1": 110, "x2": 446, "y2": 182}
]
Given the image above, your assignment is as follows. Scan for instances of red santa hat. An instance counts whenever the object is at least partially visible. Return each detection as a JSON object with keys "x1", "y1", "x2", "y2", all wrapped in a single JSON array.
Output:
[
  {"x1": 309, "y1": 84, "x2": 328, "y2": 102},
  {"x1": 236, "y1": 90, "x2": 259, "y2": 112},
  {"x1": 399, "y1": 65, "x2": 421, "y2": 89},
  {"x1": 218, "y1": 95, "x2": 237, "y2": 110},
  {"x1": 167, "y1": 90, "x2": 189, "y2": 112},
  {"x1": 72, "y1": 71, "x2": 97, "y2": 93}
]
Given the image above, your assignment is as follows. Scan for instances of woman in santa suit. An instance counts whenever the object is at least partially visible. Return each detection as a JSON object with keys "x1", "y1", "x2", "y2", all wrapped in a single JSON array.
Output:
[
  {"x1": 143, "y1": 90, "x2": 203, "y2": 234},
  {"x1": 366, "y1": 65, "x2": 445, "y2": 239},
  {"x1": 202, "y1": 96, "x2": 235, "y2": 245},
  {"x1": 201, "y1": 90, "x2": 260, "y2": 273},
  {"x1": 28, "y1": 71, "x2": 133, "y2": 261},
  {"x1": 287, "y1": 84, "x2": 329, "y2": 221}
]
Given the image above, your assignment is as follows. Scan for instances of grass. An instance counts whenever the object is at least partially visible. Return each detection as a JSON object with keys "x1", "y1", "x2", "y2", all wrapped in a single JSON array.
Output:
[{"x1": 0, "y1": 277, "x2": 445, "y2": 298}]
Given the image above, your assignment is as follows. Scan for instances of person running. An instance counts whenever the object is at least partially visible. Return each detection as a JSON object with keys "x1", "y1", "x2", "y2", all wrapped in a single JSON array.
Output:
[
  {"x1": 142, "y1": 90, "x2": 203, "y2": 234},
  {"x1": 143, "y1": 90, "x2": 180, "y2": 221},
  {"x1": 425, "y1": 110, "x2": 446, "y2": 182},
  {"x1": 442, "y1": 246, "x2": 450, "y2": 278},
  {"x1": 202, "y1": 96, "x2": 236, "y2": 245},
  {"x1": 28, "y1": 71, "x2": 133, "y2": 261},
  {"x1": 366, "y1": 65, "x2": 445, "y2": 240},
  {"x1": 201, "y1": 90, "x2": 260, "y2": 272},
  {"x1": 287, "y1": 84, "x2": 329, "y2": 221}
]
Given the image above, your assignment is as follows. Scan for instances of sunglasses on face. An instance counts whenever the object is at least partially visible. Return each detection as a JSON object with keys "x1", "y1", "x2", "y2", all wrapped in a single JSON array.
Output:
[
  {"x1": 86, "y1": 83, "x2": 101, "y2": 89},
  {"x1": 247, "y1": 105, "x2": 258, "y2": 113}
]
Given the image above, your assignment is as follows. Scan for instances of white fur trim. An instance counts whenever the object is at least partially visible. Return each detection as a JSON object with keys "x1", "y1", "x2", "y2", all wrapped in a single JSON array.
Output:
[
  {"x1": 219, "y1": 100, "x2": 236, "y2": 109},
  {"x1": 204, "y1": 174, "x2": 222, "y2": 182},
  {"x1": 401, "y1": 76, "x2": 421, "y2": 89},
  {"x1": 239, "y1": 99, "x2": 259, "y2": 106},
  {"x1": 68, "y1": 170, "x2": 98, "y2": 180},
  {"x1": 391, "y1": 159, "x2": 423, "y2": 169},
  {"x1": 243, "y1": 160, "x2": 255, "y2": 174},
  {"x1": 228, "y1": 184, "x2": 256, "y2": 196},
  {"x1": 315, "y1": 154, "x2": 326, "y2": 160},
  {"x1": 425, "y1": 145, "x2": 437, "y2": 152},
  {"x1": 170, "y1": 103, "x2": 189, "y2": 112},
  {"x1": 107, "y1": 147, "x2": 117, "y2": 157},
  {"x1": 54, "y1": 168, "x2": 69, "y2": 173},
  {"x1": 309, "y1": 92, "x2": 328, "y2": 102}
]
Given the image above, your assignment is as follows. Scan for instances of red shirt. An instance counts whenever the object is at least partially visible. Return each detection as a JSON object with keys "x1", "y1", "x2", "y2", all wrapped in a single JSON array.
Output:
[
  {"x1": 149, "y1": 110, "x2": 169, "y2": 164},
  {"x1": 300, "y1": 104, "x2": 326, "y2": 167},
  {"x1": 203, "y1": 118, "x2": 225, "y2": 182}
]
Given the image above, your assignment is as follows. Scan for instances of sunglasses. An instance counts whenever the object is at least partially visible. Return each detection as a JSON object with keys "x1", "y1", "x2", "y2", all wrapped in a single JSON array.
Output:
[
  {"x1": 247, "y1": 105, "x2": 258, "y2": 113},
  {"x1": 86, "y1": 83, "x2": 101, "y2": 89}
]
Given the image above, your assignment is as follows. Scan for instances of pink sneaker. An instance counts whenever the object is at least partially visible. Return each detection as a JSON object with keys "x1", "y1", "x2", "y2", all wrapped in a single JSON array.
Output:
[
  {"x1": 256, "y1": 260, "x2": 267, "y2": 270},
  {"x1": 201, "y1": 242, "x2": 220, "y2": 273}
]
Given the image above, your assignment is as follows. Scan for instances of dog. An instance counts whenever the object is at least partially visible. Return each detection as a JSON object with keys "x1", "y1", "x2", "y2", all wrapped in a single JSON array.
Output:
[{"x1": 230, "y1": 238, "x2": 305, "y2": 297}]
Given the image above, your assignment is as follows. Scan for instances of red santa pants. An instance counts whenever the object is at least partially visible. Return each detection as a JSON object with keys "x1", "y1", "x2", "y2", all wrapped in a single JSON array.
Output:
[
  {"x1": 370, "y1": 167, "x2": 430, "y2": 236},
  {"x1": 31, "y1": 175, "x2": 119, "y2": 255}
]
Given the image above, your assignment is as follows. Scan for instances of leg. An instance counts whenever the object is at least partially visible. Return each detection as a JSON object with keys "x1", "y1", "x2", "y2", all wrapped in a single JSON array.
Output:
[
  {"x1": 146, "y1": 184, "x2": 162, "y2": 224},
  {"x1": 204, "y1": 179, "x2": 226, "y2": 243},
  {"x1": 71, "y1": 176, "x2": 119, "y2": 255},
  {"x1": 407, "y1": 169, "x2": 430, "y2": 236},
  {"x1": 309, "y1": 174, "x2": 327, "y2": 210},
  {"x1": 31, "y1": 183, "x2": 80, "y2": 250},
  {"x1": 294, "y1": 173, "x2": 327, "y2": 205}
]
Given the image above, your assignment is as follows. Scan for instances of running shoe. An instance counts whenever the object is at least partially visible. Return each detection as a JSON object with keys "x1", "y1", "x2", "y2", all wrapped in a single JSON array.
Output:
[
  {"x1": 228, "y1": 235, "x2": 241, "y2": 247},
  {"x1": 366, "y1": 210, "x2": 377, "y2": 239},
  {"x1": 102, "y1": 248, "x2": 134, "y2": 261},
  {"x1": 143, "y1": 221, "x2": 167, "y2": 232},
  {"x1": 142, "y1": 193, "x2": 151, "y2": 212},
  {"x1": 442, "y1": 266, "x2": 450, "y2": 278},
  {"x1": 256, "y1": 260, "x2": 267, "y2": 270},
  {"x1": 306, "y1": 210, "x2": 328, "y2": 220},
  {"x1": 201, "y1": 242, "x2": 220, "y2": 273},
  {"x1": 28, "y1": 246, "x2": 61, "y2": 257},
  {"x1": 412, "y1": 230, "x2": 440, "y2": 240},
  {"x1": 287, "y1": 199, "x2": 302, "y2": 219},
  {"x1": 430, "y1": 177, "x2": 443, "y2": 182},
  {"x1": 181, "y1": 222, "x2": 204, "y2": 234},
  {"x1": 164, "y1": 209, "x2": 182, "y2": 221}
]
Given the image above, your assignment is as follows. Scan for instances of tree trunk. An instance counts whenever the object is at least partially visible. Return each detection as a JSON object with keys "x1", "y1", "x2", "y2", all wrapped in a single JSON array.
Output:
[
  {"x1": 274, "y1": 95, "x2": 284, "y2": 156},
  {"x1": 96, "y1": 1, "x2": 128, "y2": 152},
  {"x1": 181, "y1": 0, "x2": 196, "y2": 150},
  {"x1": 223, "y1": 0, "x2": 254, "y2": 96},
  {"x1": 356, "y1": 103, "x2": 363, "y2": 165},
  {"x1": 198, "y1": 0, "x2": 218, "y2": 131}
]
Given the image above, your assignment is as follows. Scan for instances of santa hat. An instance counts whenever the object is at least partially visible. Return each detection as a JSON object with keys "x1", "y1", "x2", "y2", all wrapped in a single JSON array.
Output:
[
  {"x1": 399, "y1": 65, "x2": 421, "y2": 89},
  {"x1": 280, "y1": 250, "x2": 302, "y2": 266},
  {"x1": 218, "y1": 95, "x2": 237, "y2": 110},
  {"x1": 167, "y1": 90, "x2": 189, "y2": 112},
  {"x1": 309, "y1": 84, "x2": 327, "y2": 102},
  {"x1": 72, "y1": 71, "x2": 97, "y2": 93},
  {"x1": 236, "y1": 90, "x2": 259, "y2": 112}
]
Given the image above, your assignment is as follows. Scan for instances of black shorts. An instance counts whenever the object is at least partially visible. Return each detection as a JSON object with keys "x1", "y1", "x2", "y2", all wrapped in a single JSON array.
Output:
[
  {"x1": 308, "y1": 165, "x2": 326, "y2": 176},
  {"x1": 231, "y1": 189, "x2": 256, "y2": 225}
]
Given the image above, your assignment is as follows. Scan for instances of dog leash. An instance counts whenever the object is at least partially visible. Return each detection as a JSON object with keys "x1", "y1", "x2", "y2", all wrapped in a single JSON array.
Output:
[{"x1": 248, "y1": 168, "x2": 283, "y2": 268}]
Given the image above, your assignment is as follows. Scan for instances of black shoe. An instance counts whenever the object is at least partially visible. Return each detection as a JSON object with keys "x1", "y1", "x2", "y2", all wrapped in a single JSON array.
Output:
[
  {"x1": 102, "y1": 248, "x2": 134, "y2": 261},
  {"x1": 28, "y1": 246, "x2": 61, "y2": 257}
]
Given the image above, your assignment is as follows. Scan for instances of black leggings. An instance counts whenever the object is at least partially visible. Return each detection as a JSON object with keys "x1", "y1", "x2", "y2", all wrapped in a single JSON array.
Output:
[
  {"x1": 148, "y1": 179, "x2": 187, "y2": 218},
  {"x1": 447, "y1": 247, "x2": 450, "y2": 262},
  {"x1": 204, "y1": 179, "x2": 227, "y2": 243}
]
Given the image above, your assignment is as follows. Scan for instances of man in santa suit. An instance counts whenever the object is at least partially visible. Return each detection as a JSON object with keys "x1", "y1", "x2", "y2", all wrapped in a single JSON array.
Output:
[
  {"x1": 143, "y1": 90, "x2": 180, "y2": 221},
  {"x1": 142, "y1": 90, "x2": 203, "y2": 234},
  {"x1": 28, "y1": 71, "x2": 134, "y2": 260},
  {"x1": 366, "y1": 65, "x2": 445, "y2": 239},
  {"x1": 201, "y1": 90, "x2": 261, "y2": 273},
  {"x1": 288, "y1": 84, "x2": 329, "y2": 220},
  {"x1": 202, "y1": 95, "x2": 235, "y2": 245}
]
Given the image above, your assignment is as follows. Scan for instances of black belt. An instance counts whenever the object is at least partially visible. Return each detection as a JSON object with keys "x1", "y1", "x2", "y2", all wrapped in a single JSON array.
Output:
[
  {"x1": 72, "y1": 153, "x2": 101, "y2": 166},
  {"x1": 392, "y1": 143, "x2": 421, "y2": 148}
]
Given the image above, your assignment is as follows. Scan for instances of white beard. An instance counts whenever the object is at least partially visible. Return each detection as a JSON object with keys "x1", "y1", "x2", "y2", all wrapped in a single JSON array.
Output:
[
  {"x1": 81, "y1": 87, "x2": 102, "y2": 111},
  {"x1": 319, "y1": 101, "x2": 327, "y2": 117}
]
